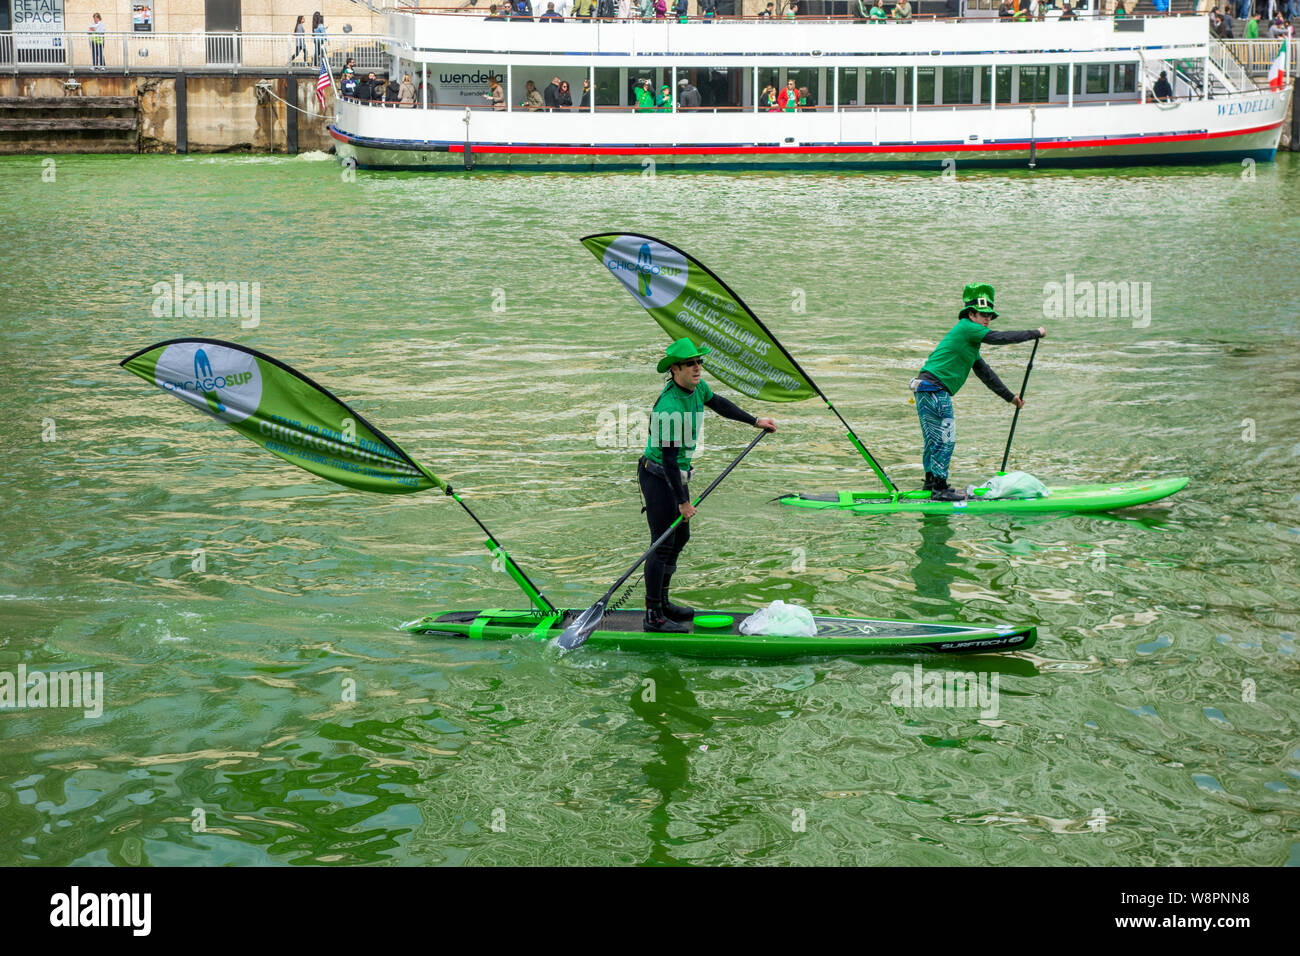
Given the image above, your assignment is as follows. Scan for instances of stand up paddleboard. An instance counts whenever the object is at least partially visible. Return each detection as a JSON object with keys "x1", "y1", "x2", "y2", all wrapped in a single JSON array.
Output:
[
  {"x1": 778, "y1": 477, "x2": 1189, "y2": 516},
  {"x1": 403, "y1": 608, "x2": 1037, "y2": 658}
]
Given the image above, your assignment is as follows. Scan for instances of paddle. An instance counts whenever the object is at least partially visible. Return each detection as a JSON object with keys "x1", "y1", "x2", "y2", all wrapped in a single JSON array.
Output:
[
  {"x1": 999, "y1": 337, "x2": 1040, "y2": 475},
  {"x1": 581, "y1": 233, "x2": 899, "y2": 496},
  {"x1": 556, "y1": 429, "x2": 768, "y2": 651}
]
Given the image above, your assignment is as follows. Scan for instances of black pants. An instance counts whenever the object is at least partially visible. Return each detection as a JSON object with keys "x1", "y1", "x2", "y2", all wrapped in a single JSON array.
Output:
[{"x1": 638, "y1": 457, "x2": 689, "y2": 608}]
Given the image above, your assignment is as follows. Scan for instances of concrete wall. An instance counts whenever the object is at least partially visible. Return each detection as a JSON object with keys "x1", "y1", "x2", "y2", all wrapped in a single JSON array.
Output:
[{"x1": 0, "y1": 73, "x2": 332, "y2": 152}]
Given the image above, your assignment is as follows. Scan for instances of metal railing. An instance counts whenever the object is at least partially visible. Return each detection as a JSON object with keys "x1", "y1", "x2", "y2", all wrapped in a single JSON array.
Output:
[
  {"x1": 1222, "y1": 37, "x2": 1297, "y2": 76},
  {"x1": 1209, "y1": 35, "x2": 1259, "y2": 88},
  {"x1": 0, "y1": 32, "x2": 389, "y2": 73}
]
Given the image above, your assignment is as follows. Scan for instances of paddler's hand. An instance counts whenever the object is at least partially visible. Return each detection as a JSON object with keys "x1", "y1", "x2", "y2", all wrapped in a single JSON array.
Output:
[
  {"x1": 679, "y1": 502, "x2": 697, "y2": 520},
  {"x1": 1037, "y1": 327, "x2": 1047, "y2": 338},
  {"x1": 1011, "y1": 396, "x2": 1026, "y2": 409},
  {"x1": 755, "y1": 418, "x2": 777, "y2": 433}
]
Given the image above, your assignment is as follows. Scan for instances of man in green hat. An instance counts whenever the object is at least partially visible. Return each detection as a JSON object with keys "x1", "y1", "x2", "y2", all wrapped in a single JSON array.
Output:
[
  {"x1": 911, "y1": 283, "x2": 1046, "y2": 501},
  {"x1": 640, "y1": 337, "x2": 776, "y2": 633}
]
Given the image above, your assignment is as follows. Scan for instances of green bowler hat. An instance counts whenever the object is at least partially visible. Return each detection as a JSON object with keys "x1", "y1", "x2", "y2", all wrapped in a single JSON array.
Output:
[
  {"x1": 657, "y1": 337, "x2": 711, "y2": 374},
  {"x1": 962, "y1": 282, "x2": 998, "y2": 318}
]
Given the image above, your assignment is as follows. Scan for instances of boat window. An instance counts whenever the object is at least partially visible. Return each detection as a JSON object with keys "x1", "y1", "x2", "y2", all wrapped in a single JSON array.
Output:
[
  {"x1": 942, "y1": 67, "x2": 975, "y2": 105},
  {"x1": 1085, "y1": 64, "x2": 1109, "y2": 95},
  {"x1": 1018, "y1": 66, "x2": 1050, "y2": 103},
  {"x1": 1054, "y1": 64, "x2": 1085, "y2": 98},
  {"x1": 678, "y1": 68, "x2": 746, "y2": 111},
  {"x1": 784, "y1": 68, "x2": 821, "y2": 109},
  {"x1": 1113, "y1": 63, "x2": 1137, "y2": 94},
  {"x1": 915, "y1": 67, "x2": 936, "y2": 107},
  {"x1": 979, "y1": 66, "x2": 1013, "y2": 105},
  {"x1": 594, "y1": 68, "x2": 621, "y2": 109},
  {"x1": 836, "y1": 68, "x2": 859, "y2": 107},
  {"x1": 865, "y1": 68, "x2": 898, "y2": 106}
]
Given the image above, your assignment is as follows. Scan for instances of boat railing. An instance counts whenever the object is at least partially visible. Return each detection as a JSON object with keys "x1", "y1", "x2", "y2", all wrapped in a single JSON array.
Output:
[
  {"x1": 387, "y1": 5, "x2": 1210, "y2": 21},
  {"x1": 1222, "y1": 37, "x2": 1298, "y2": 78},
  {"x1": 0, "y1": 31, "x2": 390, "y2": 73},
  {"x1": 1208, "y1": 36, "x2": 1260, "y2": 90}
]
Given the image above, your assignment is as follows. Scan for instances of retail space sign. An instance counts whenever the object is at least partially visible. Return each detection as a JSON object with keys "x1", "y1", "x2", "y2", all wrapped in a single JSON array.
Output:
[{"x1": 11, "y1": 0, "x2": 65, "y2": 54}]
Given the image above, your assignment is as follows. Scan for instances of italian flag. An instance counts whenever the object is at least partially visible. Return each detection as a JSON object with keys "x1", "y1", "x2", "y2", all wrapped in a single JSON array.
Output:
[{"x1": 1268, "y1": 36, "x2": 1289, "y2": 92}]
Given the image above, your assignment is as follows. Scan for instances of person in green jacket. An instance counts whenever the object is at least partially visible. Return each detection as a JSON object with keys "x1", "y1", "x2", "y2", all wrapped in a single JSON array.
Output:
[
  {"x1": 640, "y1": 338, "x2": 776, "y2": 633},
  {"x1": 869, "y1": 1, "x2": 887, "y2": 21},
  {"x1": 910, "y1": 284, "x2": 1045, "y2": 501},
  {"x1": 1245, "y1": 13, "x2": 1259, "y2": 38},
  {"x1": 634, "y1": 78, "x2": 655, "y2": 112},
  {"x1": 656, "y1": 84, "x2": 672, "y2": 112}
]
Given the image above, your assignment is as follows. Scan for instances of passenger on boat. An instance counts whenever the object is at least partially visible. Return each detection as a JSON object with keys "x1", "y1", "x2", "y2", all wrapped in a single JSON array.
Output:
[
  {"x1": 778, "y1": 79, "x2": 799, "y2": 111},
  {"x1": 1152, "y1": 71, "x2": 1173, "y2": 102},
  {"x1": 700, "y1": 0, "x2": 718, "y2": 21},
  {"x1": 892, "y1": 0, "x2": 912, "y2": 18},
  {"x1": 1059, "y1": 2, "x2": 1076, "y2": 19},
  {"x1": 558, "y1": 80, "x2": 573, "y2": 109},
  {"x1": 635, "y1": 78, "x2": 655, "y2": 111},
  {"x1": 484, "y1": 76, "x2": 506, "y2": 110},
  {"x1": 579, "y1": 77, "x2": 591, "y2": 108},
  {"x1": 656, "y1": 84, "x2": 673, "y2": 111},
  {"x1": 514, "y1": 0, "x2": 535, "y2": 20},
  {"x1": 759, "y1": 1, "x2": 775, "y2": 16},
  {"x1": 541, "y1": 1, "x2": 564, "y2": 19},
  {"x1": 910, "y1": 284, "x2": 1044, "y2": 502},
  {"x1": 544, "y1": 76, "x2": 561, "y2": 109},
  {"x1": 998, "y1": 0, "x2": 1013, "y2": 19},
  {"x1": 760, "y1": 83, "x2": 778, "y2": 110},
  {"x1": 522, "y1": 79, "x2": 544, "y2": 111},
  {"x1": 399, "y1": 74, "x2": 415, "y2": 107},
  {"x1": 654, "y1": 0, "x2": 668, "y2": 18},
  {"x1": 678, "y1": 77, "x2": 702, "y2": 110},
  {"x1": 870, "y1": 1, "x2": 886, "y2": 21}
]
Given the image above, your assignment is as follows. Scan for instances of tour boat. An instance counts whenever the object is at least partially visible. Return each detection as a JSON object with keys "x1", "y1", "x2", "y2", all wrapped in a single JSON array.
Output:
[{"x1": 328, "y1": 10, "x2": 1291, "y2": 171}]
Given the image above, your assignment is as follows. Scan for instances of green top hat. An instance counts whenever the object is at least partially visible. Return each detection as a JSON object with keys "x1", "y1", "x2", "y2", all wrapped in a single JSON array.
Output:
[
  {"x1": 657, "y1": 337, "x2": 711, "y2": 374},
  {"x1": 962, "y1": 282, "x2": 998, "y2": 318}
]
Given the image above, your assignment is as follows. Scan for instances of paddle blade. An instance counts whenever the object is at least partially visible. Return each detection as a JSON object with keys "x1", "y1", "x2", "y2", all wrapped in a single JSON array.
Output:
[
  {"x1": 581, "y1": 233, "x2": 816, "y2": 403},
  {"x1": 555, "y1": 600, "x2": 607, "y2": 650},
  {"x1": 120, "y1": 338, "x2": 443, "y2": 495}
]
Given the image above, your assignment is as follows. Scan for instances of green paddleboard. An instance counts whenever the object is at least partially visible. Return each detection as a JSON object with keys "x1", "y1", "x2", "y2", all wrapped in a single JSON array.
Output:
[
  {"x1": 402, "y1": 608, "x2": 1037, "y2": 658},
  {"x1": 777, "y1": 477, "x2": 1188, "y2": 515}
]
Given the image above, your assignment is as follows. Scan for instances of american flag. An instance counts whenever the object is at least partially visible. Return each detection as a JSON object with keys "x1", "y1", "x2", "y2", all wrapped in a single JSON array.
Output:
[{"x1": 316, "y1": 59, "x2": 332, "y2": 109}]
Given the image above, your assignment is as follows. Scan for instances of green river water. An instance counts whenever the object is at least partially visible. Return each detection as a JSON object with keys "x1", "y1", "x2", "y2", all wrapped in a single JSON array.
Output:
[{"x1": 1, "y1": 153, "x2": 1297, "y2": 866}]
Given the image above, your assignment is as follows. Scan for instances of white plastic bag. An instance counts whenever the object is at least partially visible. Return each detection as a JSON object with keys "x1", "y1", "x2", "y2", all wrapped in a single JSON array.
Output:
[
  {"x1": 739, "y1": 600, "x2": 818, "y2": 637},
  {"x1": 976, "y1": 471, "x2": 1051, "y2": 500}
]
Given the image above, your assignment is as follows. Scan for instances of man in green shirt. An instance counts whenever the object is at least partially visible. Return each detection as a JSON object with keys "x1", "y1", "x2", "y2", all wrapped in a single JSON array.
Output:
[
  {"x1": 911, "y1": 284, "x2": 1045, "y2": 501},
  {"x1": 640, "y1": 338, "x2": 776, "y2": 633},
  {"x1": 1245, "y1": 13, "x2": 1259, "y2": 37}
]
